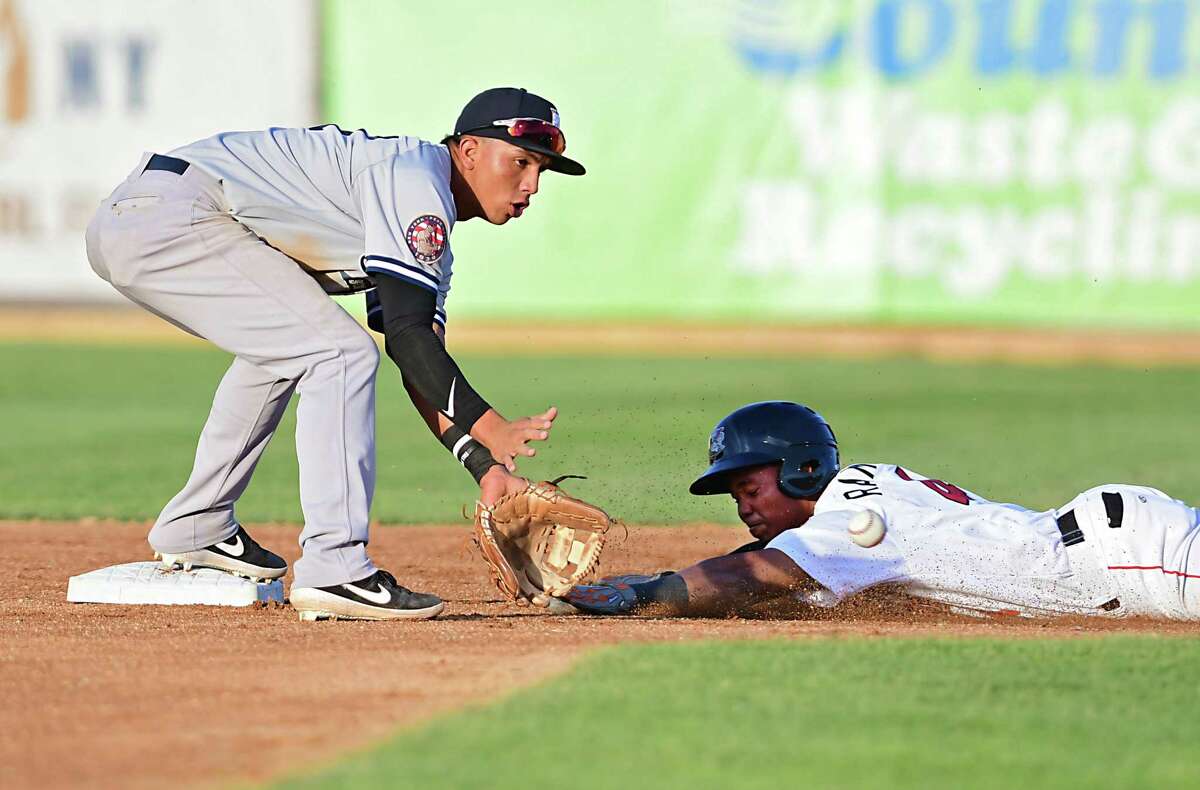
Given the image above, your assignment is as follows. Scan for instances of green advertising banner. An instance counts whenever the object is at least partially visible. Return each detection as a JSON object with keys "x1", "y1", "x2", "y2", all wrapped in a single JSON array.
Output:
[{"x1": 324, "y1": 0, "x2": 1200, "y2": 328}]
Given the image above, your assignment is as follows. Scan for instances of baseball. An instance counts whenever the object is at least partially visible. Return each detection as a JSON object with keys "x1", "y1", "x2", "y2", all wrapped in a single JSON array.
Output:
[{"x1": 848, "y1": 510, "x2": 887, "y2": 548}]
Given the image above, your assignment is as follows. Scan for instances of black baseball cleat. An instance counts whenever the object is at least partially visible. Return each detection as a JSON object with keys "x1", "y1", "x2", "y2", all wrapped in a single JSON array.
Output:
[
  {"x1": 156, "y1": 525, "x2": 287, "y2": 582},
  {"x1": 290, "y1": 570, "x2": 445, "y2": 621}
]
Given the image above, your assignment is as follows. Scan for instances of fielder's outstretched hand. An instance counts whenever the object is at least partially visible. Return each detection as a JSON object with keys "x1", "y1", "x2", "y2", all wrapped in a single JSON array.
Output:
[{"x1": 473, "y1": 406, "x2": 558, "y2": 472}]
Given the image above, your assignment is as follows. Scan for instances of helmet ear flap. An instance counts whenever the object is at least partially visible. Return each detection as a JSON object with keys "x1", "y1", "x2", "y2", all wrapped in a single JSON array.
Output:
[
  {"x1": 776, "y1": 474, "x2": 802, "y2": 499},
  {"x1": 776, "y1": 445, "x2": 840, "y2": 499},
  {"x1": 777, "y1": 474, "x2": 808, "y2": 499}
]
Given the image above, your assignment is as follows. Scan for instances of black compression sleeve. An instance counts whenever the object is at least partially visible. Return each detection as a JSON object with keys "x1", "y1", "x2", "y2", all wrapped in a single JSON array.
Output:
[{"x1": 373, "y1": 274, "x2": 492, "y2": 430}]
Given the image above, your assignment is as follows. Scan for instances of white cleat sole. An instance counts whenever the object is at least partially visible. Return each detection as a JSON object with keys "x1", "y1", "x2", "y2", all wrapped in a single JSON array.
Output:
[
  {"x1": 290, "y1": 588, "x2": 445, "y2": 622},
  {"x1": 156, "y1": 549, "x2": 286, "y2": 583}
]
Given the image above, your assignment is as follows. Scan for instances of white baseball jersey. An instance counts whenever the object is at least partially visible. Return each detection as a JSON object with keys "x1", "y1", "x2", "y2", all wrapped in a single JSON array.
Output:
[
  {"x1": 171, "y1": 125, "x2": 454, "y2": 324},
  {"x1": 767, "y1": 463, "x2": 1122, "y2": 616}
]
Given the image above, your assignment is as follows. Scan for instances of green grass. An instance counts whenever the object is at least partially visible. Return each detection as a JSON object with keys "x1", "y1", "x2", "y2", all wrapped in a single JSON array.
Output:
[
  {"x1": 277, "y1": 637, "x2": 1200, "y2": 789},
  {"x1": 8, "y1": 342, "x2": 1199, "y2": 789},
  {"x1": 1, "y1": 342, "x2": 1198, "y2": 523}
]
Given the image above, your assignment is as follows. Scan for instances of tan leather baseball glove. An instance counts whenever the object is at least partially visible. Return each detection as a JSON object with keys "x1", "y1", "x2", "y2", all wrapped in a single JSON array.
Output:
[{"x1": 473, "y1": 476, "x2": 611, "y2": 605}]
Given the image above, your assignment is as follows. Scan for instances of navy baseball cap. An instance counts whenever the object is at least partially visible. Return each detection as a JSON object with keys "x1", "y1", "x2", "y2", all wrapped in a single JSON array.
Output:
[{"x1": 453, "y1": 87, "x2": 585, "y2": 176}]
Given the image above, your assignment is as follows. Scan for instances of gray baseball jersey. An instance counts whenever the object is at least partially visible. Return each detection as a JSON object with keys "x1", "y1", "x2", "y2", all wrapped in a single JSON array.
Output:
[
  {"x1": 88, "y1": 128, "x2": 465, "y2": 590},
  {"x1": 171, "y1": 125, "x2": 454, "y2": 326}
]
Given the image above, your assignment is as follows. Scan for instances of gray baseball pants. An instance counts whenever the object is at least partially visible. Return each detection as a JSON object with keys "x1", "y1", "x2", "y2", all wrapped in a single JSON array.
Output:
[{"x1": 84, "y1": 153, "x2": 378, "y2": 588}]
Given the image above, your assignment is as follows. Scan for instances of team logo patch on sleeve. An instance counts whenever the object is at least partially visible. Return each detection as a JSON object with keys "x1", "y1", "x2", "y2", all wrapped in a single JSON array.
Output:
[{"x1": 406, "y1": 215, "x2": 447, "y2": 263}]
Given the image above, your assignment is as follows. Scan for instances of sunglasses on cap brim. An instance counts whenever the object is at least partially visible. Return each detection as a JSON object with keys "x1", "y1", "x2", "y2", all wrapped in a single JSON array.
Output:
[{"x1": 471, "y1": 117, "x2": 566, "y2": 155}]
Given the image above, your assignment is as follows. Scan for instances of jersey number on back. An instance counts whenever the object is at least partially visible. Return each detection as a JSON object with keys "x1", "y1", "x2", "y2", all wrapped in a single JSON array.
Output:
[{"x1": 895, "y1": 467, "x2": 971, "y2": 505}]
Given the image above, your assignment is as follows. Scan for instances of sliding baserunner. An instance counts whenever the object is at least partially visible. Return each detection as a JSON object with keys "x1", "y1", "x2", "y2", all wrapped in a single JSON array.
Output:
[{"x1": 566, "y1": 401, "x2": 1200, "y2": 620}]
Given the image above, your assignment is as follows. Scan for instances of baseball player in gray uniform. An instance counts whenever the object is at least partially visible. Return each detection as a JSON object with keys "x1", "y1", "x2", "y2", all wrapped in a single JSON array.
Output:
[{"x1": 84, "y1": 87, "x2": 585, "y2": 621}]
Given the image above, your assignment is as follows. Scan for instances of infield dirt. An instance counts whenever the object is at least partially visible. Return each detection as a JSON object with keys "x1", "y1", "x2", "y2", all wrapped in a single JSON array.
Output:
[{"x1": 4, "y1": 521, "x2": 1199, "y2": 789}]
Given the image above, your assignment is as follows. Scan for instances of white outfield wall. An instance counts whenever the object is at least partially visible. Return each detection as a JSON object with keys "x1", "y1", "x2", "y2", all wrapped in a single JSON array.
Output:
[{"x1": 0, "y1": 0, "x2": 318, "y2": 301}]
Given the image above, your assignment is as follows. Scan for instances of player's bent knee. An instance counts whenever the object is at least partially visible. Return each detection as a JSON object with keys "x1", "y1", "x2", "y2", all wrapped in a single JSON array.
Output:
[
  {"x1": 342, "y1": 330, "x2": 380, "y2": 377},
  {"x1": 296, "y1": 330, "x2": 378, "y2": 387}
]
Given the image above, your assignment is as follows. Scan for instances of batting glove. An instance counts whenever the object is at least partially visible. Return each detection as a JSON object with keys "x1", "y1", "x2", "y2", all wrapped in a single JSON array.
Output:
[{"x1": 563, "y1": 581, "x2": 640, "y2": 615}]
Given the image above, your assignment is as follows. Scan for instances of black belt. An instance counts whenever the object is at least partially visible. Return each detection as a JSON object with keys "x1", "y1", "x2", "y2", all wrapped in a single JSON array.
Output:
[
  {"x1": 143, "y1": 153, "x2": 190, "y2": 175},
  {"x1": 1056, "y1": 490, "x2": 1124, "y2": 546},
  {"x1": 1056, "y1": 492, "x2": 1124, "y2": 612}
]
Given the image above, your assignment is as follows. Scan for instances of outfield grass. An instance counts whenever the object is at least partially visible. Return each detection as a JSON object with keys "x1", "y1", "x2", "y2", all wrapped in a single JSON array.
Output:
[
  {"x1": 277, "y1": 637, "x2": 1200, "y2": 789},
  {"x1": 2, "y1": 342, "x2": 1198, "y2": 524}
]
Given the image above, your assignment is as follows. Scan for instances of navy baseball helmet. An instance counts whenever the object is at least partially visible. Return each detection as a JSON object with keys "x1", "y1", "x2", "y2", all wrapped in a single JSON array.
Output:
[{"x1": 689, "y1": 401, "x2": 840, "y2": 499}]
